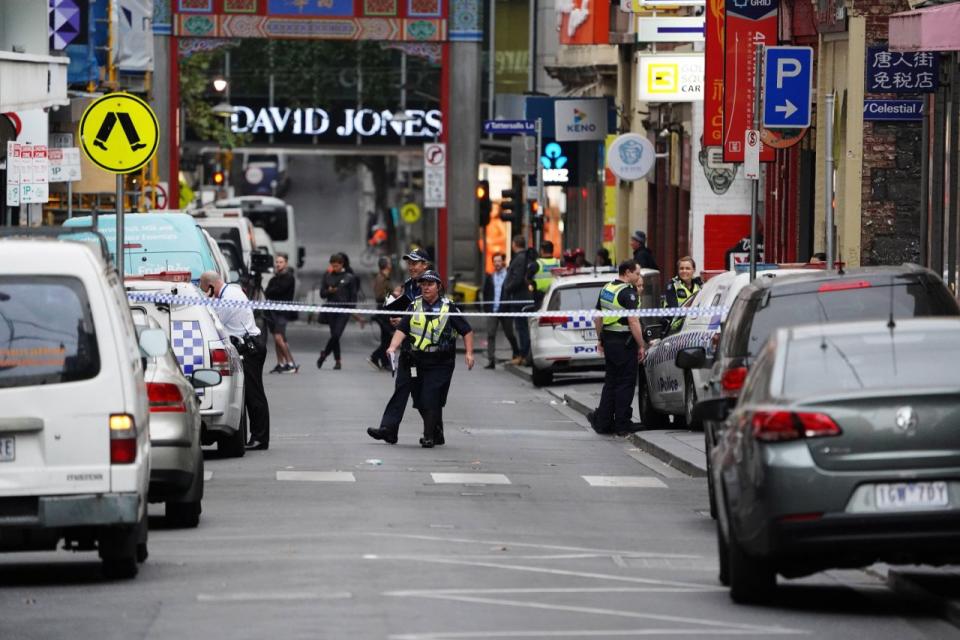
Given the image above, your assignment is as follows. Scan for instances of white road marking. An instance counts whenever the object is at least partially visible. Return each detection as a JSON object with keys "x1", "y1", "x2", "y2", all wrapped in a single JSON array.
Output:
[
  {"x1": 385, "y1": 587, "x2": 725, "y2": 596},
  {"x1": 431, "y1": 473, "x2": 511, "y2": 485},
  {"x1": 582, "y1": 476, "x2": 668, "y2": 488},
  {"x1": 390, "y1": 629, "x2": 802, "y2": 639},
  {"x1": 203, "y1": 471, "x2": 213, "y2": 481},
  {"x1": 197, "y1": 591, "x2": 351, "y2": 603},
  {"x1": 276, "y1": 471, "x2": 356, "y2": 482}
]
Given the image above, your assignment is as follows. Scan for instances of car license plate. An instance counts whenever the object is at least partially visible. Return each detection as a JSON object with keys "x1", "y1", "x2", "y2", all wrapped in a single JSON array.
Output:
[
  {"x1": 0, "y1": 436, "x2": 14, "y2": 462},
  {"x1": 580, "y1": 330, "x2": 595, "y2": 341},
  {"x1": 875, "y1": 481, "x2": 949, "y2": 510}
]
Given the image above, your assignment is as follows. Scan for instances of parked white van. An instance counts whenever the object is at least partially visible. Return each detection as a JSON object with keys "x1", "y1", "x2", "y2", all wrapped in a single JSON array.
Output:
[{"x1": 0, "y1": 233, "x2": 154, "y2": 578}]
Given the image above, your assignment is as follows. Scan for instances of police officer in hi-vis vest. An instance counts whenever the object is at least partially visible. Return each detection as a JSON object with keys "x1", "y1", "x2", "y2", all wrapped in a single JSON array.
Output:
[
  {"x1": 530, "y1": 240, "x2": 561, "y2": 304},
  {"x1": 661, "y1": 255, "x2": 703, "y2": 332},
  {"x1": 588, "y1": 259, "x2": 646, "y2": 434},
  {"x1": 385, "y1": 271, "x2": 475, "y2": 448}
]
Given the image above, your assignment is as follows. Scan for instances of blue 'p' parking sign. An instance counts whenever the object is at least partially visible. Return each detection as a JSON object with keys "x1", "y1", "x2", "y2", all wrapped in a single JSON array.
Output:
[{"x1": 762, "y1": 46, "x2": 814, "y2": 129}]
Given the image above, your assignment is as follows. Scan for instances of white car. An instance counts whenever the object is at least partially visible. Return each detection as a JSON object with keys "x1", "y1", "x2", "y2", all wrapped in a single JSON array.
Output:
[
  {"x1": 639, "y1": 267, "x2": 816, "y2": 428},
  {"x1": 214, "y1": 196, "x2": 303, "y2": 268},
  {"x1": 193, "y1": 209, "x2": 258, "y2": 271},
  {"x1": 126, "y1": 276, "x2": 248, "y2": 457},
  {"x1": 528, "y1": 268, "x2": 661, "y2": 387},
  {"x1": 0, "y1": 236, "x2": 154, "y2": 578}
]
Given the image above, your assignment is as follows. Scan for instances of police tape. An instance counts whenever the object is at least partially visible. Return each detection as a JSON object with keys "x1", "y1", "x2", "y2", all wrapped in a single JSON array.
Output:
[{"x1": 126, "y1": 291, "x2": 727, "y2": 319}]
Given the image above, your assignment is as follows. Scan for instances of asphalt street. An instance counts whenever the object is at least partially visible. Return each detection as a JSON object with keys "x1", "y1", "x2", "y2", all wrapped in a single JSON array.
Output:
[{"x1": 0, "y1": 322, "x2": 955, "y2": 639}]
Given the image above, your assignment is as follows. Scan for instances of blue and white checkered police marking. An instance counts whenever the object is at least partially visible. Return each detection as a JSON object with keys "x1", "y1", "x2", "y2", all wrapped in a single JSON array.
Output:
[{"x1": 171, "y1": 320, "x2": 205, "y2": 375}]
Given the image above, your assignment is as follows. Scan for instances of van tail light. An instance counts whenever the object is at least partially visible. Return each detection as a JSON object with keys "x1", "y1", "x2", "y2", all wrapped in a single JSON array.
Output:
[
  {"x1": 818, "y1": 280, "x2": 871, "y2": 293},
  {"x1": 538, "y1": 315, "x2": 570, "y2": 327},
  {"x1": 210, "y1": 347, "x2": 231, "y2": 376},
  {"x1": 721, "y1": 366, "x2": 748, "y2": 395},
  {"x1": 147, "y1": 382, "x2": 187, "y2": 413},
  {"x1": 109, "y1": 414, "x2": 137, "y2": 464},
  {"x1": 751, "y1": 411, "x2": 842, "y2": 443}
]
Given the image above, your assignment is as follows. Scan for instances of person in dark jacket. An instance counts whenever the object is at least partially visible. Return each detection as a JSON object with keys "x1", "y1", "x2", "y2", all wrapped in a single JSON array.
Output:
[
  {"x1": 481, "y1": 253, "x2": 520, "y2": 368},
  {"x1": 504, "y1": 235, "x2": 536, "y2": 365},
  {"x1": 368, "y1": 256, "x2": 395, "y2": 370},
  {"x1": 265, "y1": 252, "x2": 299, "y2": 374},
  {"x1": 317, "y1": 252, "x2": 359, "y2": 370},
  {"x1": 630, "y1": 230, "x2": 659, "y2": 271}
]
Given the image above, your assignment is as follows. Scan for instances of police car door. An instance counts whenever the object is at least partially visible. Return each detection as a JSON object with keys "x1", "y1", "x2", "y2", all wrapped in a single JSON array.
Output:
[{"x1": 647, "y1": 295, "x2": 700, "y2": 414}]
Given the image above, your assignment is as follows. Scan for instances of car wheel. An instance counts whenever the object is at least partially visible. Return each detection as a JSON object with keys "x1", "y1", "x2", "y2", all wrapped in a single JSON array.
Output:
[
  {"x1": 683, "y1": 375, "x2": 702, "y2": 430},
  {"x1": 531, "y1": 366, "x2": 553, "y2": 387},
  {"x1": 100, "y1": 516, "x2": 144, "y2": 580},
  {"x1": 727, "y1": 525, "x2": 776, "y2": 604},
  {"x1": 716, "y1": 522, "x2": 730, "y2": 586},
  {"x1": 219, "y1": 408, "x2": 247, "y2": 458},
  {"x1": 638, "y1": 377, "x2": 669, "y2": 428},
  {"x1": 166, "y1": 500, "x2": 202, "y2": 528}
]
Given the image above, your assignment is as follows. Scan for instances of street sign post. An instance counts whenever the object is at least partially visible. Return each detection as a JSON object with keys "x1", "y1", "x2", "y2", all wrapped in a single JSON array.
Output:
[
  {"x1": 762, "y1": 46, "x2": 814, "y2": 129},
  {"x1": 423, "y1": 142, "x2": 446, "y2": 208},
  {"x1": 482, "y1": 120, "x2": 536, "y2": 136}
]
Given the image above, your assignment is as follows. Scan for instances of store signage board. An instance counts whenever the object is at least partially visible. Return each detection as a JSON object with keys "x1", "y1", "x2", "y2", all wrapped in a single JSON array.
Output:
[
  {"x1": 703, "y1": 0, "x2": 724, "y2": 147},
  {"x1": 863, "y1": 99, "x2": 924, "y2": 122},
  {"x1": 554, "y1": 99, "x2": 608, "y2": 141},
  {"x1": 762, "y1": 46, "x2": 813, "y2": 129},
  {"x1": 606, "y1": 133, "x2": 656, "y2": 182},
  {"x1": 637, "y1": 54, "x2": 705, "y2": 102},
  {"x1": 637, "y1": 16, "x2": 705, "y2": 42},
  {"x1": 865, "y1": 46, "x2": 938, "y2": 94},
  {"x1": 722, "y1": 0, "x2": 778, "y2": 163}
]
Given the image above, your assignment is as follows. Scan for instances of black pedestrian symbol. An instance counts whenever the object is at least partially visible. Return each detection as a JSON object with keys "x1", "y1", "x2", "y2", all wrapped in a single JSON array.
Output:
[{"x1": 93, "y1": 112, "x2": 147, "y2": 153}]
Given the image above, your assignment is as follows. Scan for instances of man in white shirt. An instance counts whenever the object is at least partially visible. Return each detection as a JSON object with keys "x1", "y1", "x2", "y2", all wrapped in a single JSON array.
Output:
[{"x1": 200, "y1": 271, "x2": 270, "y2": 451}]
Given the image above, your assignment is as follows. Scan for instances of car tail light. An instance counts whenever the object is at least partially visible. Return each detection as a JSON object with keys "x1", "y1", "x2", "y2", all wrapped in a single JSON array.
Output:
[
  {"x1": 210, "y1": 347, "x2": 231, "y2": 376},
  {"x1": 721, "y1": 366, "x2": 748, "y2": 394},
  {"x1": 751, "y1": 411, "x2": 842, "y2": 442},
  {"x1": 777, "y1": 512, "x2": 823, "y2": 524},
  {"x1": 147, "y1": 382, "x2": 186, "y2": 413},
  {"x1": 109, "y1": 414, "x2": 137, "y2": 464},
  {"x1": 538, "y1": 315, "x2": 570, "y2": 327},
  {"x1": 818, "y1": 280, "x2": 871, "y2": 293}
]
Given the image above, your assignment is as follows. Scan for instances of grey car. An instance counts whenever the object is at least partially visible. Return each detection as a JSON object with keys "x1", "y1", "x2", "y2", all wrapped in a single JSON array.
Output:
[{"x1": 708, "y1": 318, "x2": 960, "y2": 604}]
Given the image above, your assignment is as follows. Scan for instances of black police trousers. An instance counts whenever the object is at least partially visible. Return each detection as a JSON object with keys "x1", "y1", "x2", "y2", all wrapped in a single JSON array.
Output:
[
  {"x1": 242, "y1": 339, "x2": 270, "y2": 444},
  {"x1": 594, "y1": 331, "x2": 638, "y2": 432},
  {"x1": 411, "y1": 356, "x2": 455, "y2": 440},
  {"x1": 377, "y1": 352, "x2": 412, "y2": 437}
]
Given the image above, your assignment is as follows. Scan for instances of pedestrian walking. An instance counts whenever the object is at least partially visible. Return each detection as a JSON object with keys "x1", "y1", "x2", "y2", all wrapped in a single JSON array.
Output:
[
  {"x1": 504, "y1": 235, "x2": 535, "y2": 365},
  {"x1": 199, "y1": 271, "x2": 271, "y2": 450},
  {"x1": 384, "y1": 270, "x2": 474, "y2": 448},
  {"x1": 318, "y1": 253, "x2": 359, "y2": 370},
  {"x1": 366, "y1": 249, "x2": 431, "y2": 444},
  {"x1": 587, "y1": 259, "x2": 646, "y2": 434},
  {"x1": 630, "y1": 230, "x2": 659, "y2": 271},
  {"x1": 369, "y1": 256, "x2": 395, "y2": 370},
  {"x1": 482, "y1": 253, "x2": 519, "y2": 369},
  {"x1": 661, "y1": 255, "x2": 702, "y2": 332},
  {"x1": 264, "y1": 252, "x2": 299, "y2": 374}
]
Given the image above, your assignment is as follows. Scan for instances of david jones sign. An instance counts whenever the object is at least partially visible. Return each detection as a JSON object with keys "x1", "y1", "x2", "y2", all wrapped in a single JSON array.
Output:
[{"x1": 230, "y1": 106, "x2": 443, "y2": 139}]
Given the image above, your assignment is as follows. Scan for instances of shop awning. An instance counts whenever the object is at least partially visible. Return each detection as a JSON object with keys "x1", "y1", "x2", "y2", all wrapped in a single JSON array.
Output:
[
  {"x1": 889, "y1": 2, "x2": 960, "y2": 52},
  {"x1": 0, "y1": 52, "x2": 69, "y2": 113}
]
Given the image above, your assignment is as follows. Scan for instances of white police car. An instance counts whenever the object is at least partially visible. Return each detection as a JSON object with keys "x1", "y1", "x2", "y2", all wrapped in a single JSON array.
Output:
[
  {"x1": 639, "y1": 267, "x2": 814, "y2": 428},
  {"x1": 529, "y1": 268, "x2": 660, "y2": 386}
]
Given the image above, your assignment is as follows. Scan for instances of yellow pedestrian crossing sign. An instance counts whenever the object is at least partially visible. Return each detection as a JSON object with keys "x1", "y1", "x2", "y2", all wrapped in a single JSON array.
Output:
[
  {"x1": 79, "y1": 93, "x2": 159, "y2": 174},
  {"x1": 400, "y1": 202, "x2": 422, "y2": 224}
]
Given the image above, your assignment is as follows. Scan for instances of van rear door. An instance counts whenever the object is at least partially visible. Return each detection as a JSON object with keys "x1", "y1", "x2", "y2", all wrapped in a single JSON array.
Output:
[{"x1": 0, "y1": 276, "x2": 112, "y2": 495}]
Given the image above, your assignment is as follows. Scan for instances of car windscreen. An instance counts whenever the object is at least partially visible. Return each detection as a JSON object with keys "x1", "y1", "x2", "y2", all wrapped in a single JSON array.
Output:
[
  {"x1": 737, "y1": 281, "x2": 959, "y2": 357},
  {"x1": 548, "y1": 284, "x2": 604, "y2": 311},
  {"x1": 783, "y1": 331, "x2": 960, "y2": 397},
  {"x1": 0, "y1": 276, "x2": 101, "y2": 388},
  {"x1": 218, "y1": 242, "x2": 243, "y2": 271},
  {"x1": 241, "y1": 207, "x2": 289, "y2": 241},
  {"x1": 204, "y1": 226, "x2": 243, "y2": 251}
]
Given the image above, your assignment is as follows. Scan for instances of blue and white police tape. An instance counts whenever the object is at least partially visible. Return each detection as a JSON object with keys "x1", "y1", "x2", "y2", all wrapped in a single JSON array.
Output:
[{"x1": 126, "y1": 291, "x2": 727, "y2": 319}]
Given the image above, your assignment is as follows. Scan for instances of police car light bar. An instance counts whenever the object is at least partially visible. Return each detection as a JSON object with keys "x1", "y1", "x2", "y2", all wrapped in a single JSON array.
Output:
[{"x1": 126, "y1": 271, "x2": 193, "y2": 283}]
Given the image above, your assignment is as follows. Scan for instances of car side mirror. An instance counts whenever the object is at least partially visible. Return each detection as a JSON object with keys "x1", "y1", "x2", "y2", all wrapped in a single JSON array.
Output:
[
  {"x1": 191, "y1": 368, "x2": 223, "y2": 389},
  {"x1": 675, "y1": 346, "x2": 707, "y2": 370},
  {"x1": 693, "y1": 398, "x2": 730, "y2": 423},
  {"x1": 250, "y1": 252, "x2": 273, "y2": 273},
  {"x1": 298, "y1": 246, "x2": 306, "y2": 268},
  {"x1": 138, "y1": 328, "x2": 168, "y2": 358},
  {"x1": 643, "y1": 323, "x2": 665, "y2": 341}
]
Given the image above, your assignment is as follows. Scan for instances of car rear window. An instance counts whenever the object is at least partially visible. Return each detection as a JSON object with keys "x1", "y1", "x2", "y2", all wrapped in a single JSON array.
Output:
[
  {"x1": 241, "y1": 206, "x2": 289, "y2": 242},
  {"x1": 549, "y1": 284, "x2": 603, "y2": 310},
  {"x1": 730, "y1": 280, "x2": 959, "y2": 357},
  {"x1": 0, "y1": 277, "x2": 100, "y2": 389},
  {"x1": 783, "y1": 332, "x2": 960, "y2": 397},
  {"x1": 204, "y1": 226, "x2": 243, "y2": 251}
]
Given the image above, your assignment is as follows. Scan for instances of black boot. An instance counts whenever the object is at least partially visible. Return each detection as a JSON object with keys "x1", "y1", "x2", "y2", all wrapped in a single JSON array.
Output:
[
  {"x1": 367, "y1": 427, "x2": 398, "y2": 444},
  {"x1": 419, "y1": 437, "x2": 434, "y2": 448},
  {"x1": 434, "y1": 422, "x2": 445, "y2": 446}
]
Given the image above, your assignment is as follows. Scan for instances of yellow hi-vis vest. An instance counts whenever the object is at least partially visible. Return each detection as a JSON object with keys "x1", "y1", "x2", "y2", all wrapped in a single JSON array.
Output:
[
  {"x1": 598, "y1": 281, "x2": 632, "y2": 332},
  {"x1": 409, "y1": 297, "x2": 452, "y2": 352},
  {"x1": 533, "y1": 258, "x2": 561, "y2": 292}
]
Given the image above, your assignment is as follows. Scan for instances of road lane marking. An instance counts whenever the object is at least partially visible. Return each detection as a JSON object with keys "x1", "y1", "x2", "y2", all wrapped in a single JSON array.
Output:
[
  {"x1": 431, "y1": 473, "x2": 511, "y2": 485},
  {"x1": 276, "y1": 471, "x2": 356, "y2": 482},
  {"x1": 197, "y1": 591, "x2": 352, "y2": 602},
  {"x1": 390, "y1": 628, "x2": 803, "y2": 639},
  {"x1": 203, "y1": 471, "x2": 213, "y2": 481},
  {"x1": 385, "y1": 587, "x2": 725, "y2": 596},
  {"x1": 582, "y1": 476, "x2": 668, "y2": 488}
]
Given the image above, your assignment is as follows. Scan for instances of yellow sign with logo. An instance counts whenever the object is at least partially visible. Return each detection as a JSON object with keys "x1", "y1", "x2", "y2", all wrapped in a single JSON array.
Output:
[
  {"x1": 400, "y1": 202, "x2": 422, "y2": 224},
  {"x1": 78, "y1": 93, "x2": 159, "y2": 174}
]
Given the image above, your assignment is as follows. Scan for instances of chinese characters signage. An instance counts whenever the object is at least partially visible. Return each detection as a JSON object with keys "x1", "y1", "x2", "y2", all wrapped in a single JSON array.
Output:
[
  {"x1": 703, "y1": 0, "x2": 724, "y2": 147},
  {"x1": 866, "y1": 46, "x2": 939, "y2": 94}
]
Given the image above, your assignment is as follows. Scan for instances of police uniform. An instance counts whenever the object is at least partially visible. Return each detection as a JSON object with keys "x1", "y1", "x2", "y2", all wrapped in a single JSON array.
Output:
[
  {"x1": 398, "y1": 294, "x2": 472, "y2": 447},
  {"x1": 592, "y1": 279, "x2": 641, "y2": 433},
  {"x1": 661, "y1": 276, "x2": 702, "y2": 331},
  {"x1": 532, "y1": 257, "x2": 561, "y2": 295}
]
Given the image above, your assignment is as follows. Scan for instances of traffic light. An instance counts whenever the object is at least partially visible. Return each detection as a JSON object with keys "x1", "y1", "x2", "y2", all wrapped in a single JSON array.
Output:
[
  {"x1": 500, "y1": 188, "x2": 518, "y2": 224},
  {"x1": 529, "y1": 200, "x2": 539, "y2": 214},
  {"x1": 212, "y1": 169, "x2": 225, "y2": 186},
  {"x1": 476, "y1": 180, "x2": 491, "y2": 226}
]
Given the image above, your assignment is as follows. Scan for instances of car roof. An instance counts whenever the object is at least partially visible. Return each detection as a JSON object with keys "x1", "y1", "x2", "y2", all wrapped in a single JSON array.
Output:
[
  {"x1": 551, "y1": 268, "x2": 659, "y2": 288},
  {"x1": 126, "y1": 280, "x2": 203, "y2": 296},
  {"x1": 215, "y1": 196, "x2": 287, "y2": 208},
  {"x1": 0, "y1": 238, "x2": 105, "y2": 270},
  {"x1": 785, "y1": 317, "x2": 960, "y2": 343},
  {"x1": 736, "y1": 264, "x2": 936, "y2": 299}
]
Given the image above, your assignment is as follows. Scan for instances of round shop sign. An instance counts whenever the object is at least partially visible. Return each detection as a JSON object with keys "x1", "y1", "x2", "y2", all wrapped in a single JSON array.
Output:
[
  {"x1": 606, "y1": 133, "x2": 655, "y2": 182},
  {"x1": 400, "y1": 202, "x2": 422, "y2": 224}
]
